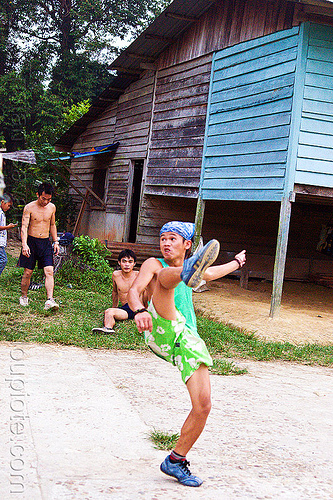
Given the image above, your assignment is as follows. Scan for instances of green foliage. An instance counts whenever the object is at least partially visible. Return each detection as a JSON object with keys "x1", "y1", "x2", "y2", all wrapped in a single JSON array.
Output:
[
  {"x1": 55, "y1": 256, "x2": 112, "y2": 294},
  {"x1": 3, "y1": 143, "x2": 77, "y2": 230},
  {"x1": 61, "y1": 99, "x2": 91, "y2": 132},
  {"x1": 209, "y1": 358, "x2": 248, "y2": 376},
  {"x1": 0, "y1": 0, "x2": 171, "y2": 152},
  {"x1": 50, "y1": 55, "x2": 112, "y2": 104},
  {"x1": 149, "y1": 429, "x2": 180, "y2": 450},
  {"x1": 0, "y1": 71, "x2": 27, "y2": 149},
  {"x1": 53, "y1": 235, "x2": 114, "y2": 294},
  {"x1": 73, "y1": 235, "x2": 112, "y2": 264}
]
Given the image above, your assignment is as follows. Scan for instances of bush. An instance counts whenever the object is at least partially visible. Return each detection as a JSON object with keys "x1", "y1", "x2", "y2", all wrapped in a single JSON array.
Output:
[
  {"x1": 72, "y1": 235, "x2": 111, "y2": 265},
  {"x1": 55, "y1": 235, "x2": 113, "y2": 294}
]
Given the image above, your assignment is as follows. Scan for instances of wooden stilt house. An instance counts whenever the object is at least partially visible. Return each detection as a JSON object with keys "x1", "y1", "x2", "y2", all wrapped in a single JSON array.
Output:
[{"x1": 55, "y1": 0, "x2": 333, "y2": 316}]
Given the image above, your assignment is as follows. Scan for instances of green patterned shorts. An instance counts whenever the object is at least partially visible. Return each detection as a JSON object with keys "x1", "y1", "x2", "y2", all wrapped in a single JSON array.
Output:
[{"x1": 144, "y1": 301, "x2": 213, "y2": 384}]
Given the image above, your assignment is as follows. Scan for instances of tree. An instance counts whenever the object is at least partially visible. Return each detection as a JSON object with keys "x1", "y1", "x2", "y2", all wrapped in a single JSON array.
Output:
[
  {"x1": 18, "y1": 0, "x2": 171, "y2": 64},
  {"x1": 0, "y1": 0, "x2": 21, "y2": 77},
  {"x1": 0, "y1": 0, "x2": 171, "y2": 150},
  {"x1": 0, "y1": 72, "x2": 27, "y2": 150}
]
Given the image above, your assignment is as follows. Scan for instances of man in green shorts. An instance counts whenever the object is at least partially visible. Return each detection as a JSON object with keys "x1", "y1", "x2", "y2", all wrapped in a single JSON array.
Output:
[{"x1": 128, "y1": 221, "x2": 246, "y2": 487}]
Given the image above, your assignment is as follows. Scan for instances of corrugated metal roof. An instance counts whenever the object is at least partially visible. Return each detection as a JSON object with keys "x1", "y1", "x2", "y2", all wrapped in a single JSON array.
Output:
[{"x1": 55, "y1": 0, "x2": 333, "y2": 150}]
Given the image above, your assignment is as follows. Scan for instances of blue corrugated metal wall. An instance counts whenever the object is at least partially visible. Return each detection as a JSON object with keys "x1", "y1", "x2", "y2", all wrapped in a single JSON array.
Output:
[
  {"x1": 201, "y1": 27, "x2": 300, "y2": 201},
  {"x1": 295, "y1": 23, "x2": 333, "y2": 188}
]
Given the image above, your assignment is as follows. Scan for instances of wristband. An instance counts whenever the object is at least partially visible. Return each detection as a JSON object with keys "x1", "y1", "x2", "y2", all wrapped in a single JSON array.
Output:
[
  {"x1": 234, "y1": 257, "x2": 243, "y2": 269},
  {"x1": 134, "y1": 308, "x2": 148, "y2": 316}
]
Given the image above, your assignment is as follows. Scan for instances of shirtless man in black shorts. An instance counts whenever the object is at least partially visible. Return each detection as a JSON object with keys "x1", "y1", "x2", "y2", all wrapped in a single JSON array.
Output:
[
  {"x1": 18, "y1": 182, "x2": 60, "y2": 310},
  {"x1": 92, "y1": 249, "x2": 144, "y2": 334}
]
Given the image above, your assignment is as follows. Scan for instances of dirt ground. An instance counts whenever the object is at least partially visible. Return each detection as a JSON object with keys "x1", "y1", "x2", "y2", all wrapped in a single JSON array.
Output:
[
  {"x1": 193, "y1": 278, "x2": 333, "y2": 345},
  {"x1": 1, "y1": 343, "x2": 332, "y2": 499},
  {"x1": 6, "y1": 239, "x2": 333, "y2": 345}
]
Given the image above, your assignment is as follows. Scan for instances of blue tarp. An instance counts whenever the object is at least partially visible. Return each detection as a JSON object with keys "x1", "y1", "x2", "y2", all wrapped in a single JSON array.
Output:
[{"x1": 56, "y1": 142, "x2": 119, "y2": 160}]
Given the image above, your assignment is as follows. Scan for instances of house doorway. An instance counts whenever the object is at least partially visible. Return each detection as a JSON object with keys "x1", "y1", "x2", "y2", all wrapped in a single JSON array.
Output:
[
  {"x1": 128, "y1": 160, "x2": 144, "y2": 242},
  {"x1": 91, "y1": 168, "x2": 107, "y2": 208}
]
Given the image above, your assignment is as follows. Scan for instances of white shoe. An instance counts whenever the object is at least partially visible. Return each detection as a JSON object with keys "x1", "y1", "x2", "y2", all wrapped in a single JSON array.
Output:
[
  {"x1": 44, "y1": 298, "x2": 59, "y2": 311},
  {"x1": 92, "y1": 327, "x2": 115, "y2": 334},
  {"x1": 19, "y1": 296, "x2": 29, "y2": 307}
]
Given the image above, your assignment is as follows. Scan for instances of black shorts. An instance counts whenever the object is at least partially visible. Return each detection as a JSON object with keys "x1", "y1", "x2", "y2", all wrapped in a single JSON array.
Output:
[
  {"x1": 120, "y1": 303, "x2": 135, "y2": 320},
  {"x1": 18, "y1": 235, "x2": 54, "y2": 270}
]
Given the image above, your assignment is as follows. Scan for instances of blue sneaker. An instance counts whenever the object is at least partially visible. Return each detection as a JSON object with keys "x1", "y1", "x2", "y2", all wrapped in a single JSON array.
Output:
[
  {"x1": 160, "y1": 455, "x2": 203, "y2": 487},
  {"x1": 181, "y1": 239, "x2": 220, "y2": 288}
]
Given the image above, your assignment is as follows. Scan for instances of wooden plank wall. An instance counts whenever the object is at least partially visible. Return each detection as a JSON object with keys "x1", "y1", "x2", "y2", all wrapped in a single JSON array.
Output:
[
  {"x1": 69, "y1": 102, "x2": 118, "y2": 207},
  {"x1": 136, "y1": 0, "x2": 296, "y2": 242},
  {"x1": 158, "y1": 0, "x2": 295, "y2": 69},
  {"x1": 144, "y1": 54, "x2": 212, "y2": 198},
  {"x1": 296, "y1": 23, "x2": 333, "y2": 189},
  {"x1": 106, "y1": 71, "x2": 154, "y2": 215},
  {"x1": 137, "y1": 195, "x2": 197, "y2": 245},
  {"x1": 201, "y1": 26, "x2": 300, "y2": 202},
  {"x1": 69, "y1": 71, "x2": 155, "y2": 219}
]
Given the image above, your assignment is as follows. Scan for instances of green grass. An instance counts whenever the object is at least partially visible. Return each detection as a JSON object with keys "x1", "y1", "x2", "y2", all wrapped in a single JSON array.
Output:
[
  {"x1": 209, "y1": 358, "x2": 248, "y2": 376},
  {"x1": 149, "y1": 429, "x2": 180, "y2": 450},
  {"x1": 198, "y1": 316, "x2": 333, "y2": 366},
  {"x1": 1, "y1": 252, "x2": 332, "y2": 368}
]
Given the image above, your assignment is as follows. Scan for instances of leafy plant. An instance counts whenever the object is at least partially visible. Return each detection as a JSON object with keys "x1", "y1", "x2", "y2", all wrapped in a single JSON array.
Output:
[
  {"x1": 73, "y1": 235, "x2": 112, "y2": 264},
  {"x1": 149, "y1": 429, "x2": 180, "y2": 450},
  {"x1": 53, "y1": 235, "x2": 113, "y2": 293}
]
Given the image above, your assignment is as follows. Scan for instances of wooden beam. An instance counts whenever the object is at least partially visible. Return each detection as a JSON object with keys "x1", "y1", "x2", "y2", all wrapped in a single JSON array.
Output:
[
  {"x1": 194, "y1": 197, "x2": 205, "y2": 251},
  {"x1": 294, "y1": 184, "x2": 333, "y2": 199},
  {"x1": 144, "y1": 33, "x2": 175, "y2": 42},
  {"x1": 127, "y1": 52, "x2": 155, "y2": 62},
  {"x1": 164, "y1": 12, "x2": 197, "y2": 21},
  {"x1": 98, "y1": 97, "x2": 117, "y2": 102},
  {"x1": 269, "y1": 197, "x2": 292, "y2": 318},
  {"x1": 104, "y1": 87, "x2": 125, "y2": 93},
  {"x1": 52, "y1": 159, "x2": 106, "y2": 208},
  {"x1": 47, "y1": 160, "x2": 91, "y2": 205},
  {"x1": 73, "y1": 190, "x2": 89, "y2": 236},
  {"x1": 110, "y1": 66, "x2": 142, "y2": 75},
  {"x1": 140, "y1": 62, "x2": 157, "y2": 70}
]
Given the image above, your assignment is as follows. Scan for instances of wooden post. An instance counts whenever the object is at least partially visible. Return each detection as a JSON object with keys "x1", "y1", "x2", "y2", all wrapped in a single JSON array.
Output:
[
  {"x1": 194, "y1": 197, "x2": 205, "y2": 251},
  {"x1": 269, "y1": 196, "x2": 292, "y2": 318},
  {"x1": 73, "y1": 190, "x2": 89, "y2": 236}
]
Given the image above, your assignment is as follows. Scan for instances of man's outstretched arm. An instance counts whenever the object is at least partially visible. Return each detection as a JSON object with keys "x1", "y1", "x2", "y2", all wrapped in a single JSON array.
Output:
[{"x1": 203, "y1": 250, "x2": 246, "y2": 282}]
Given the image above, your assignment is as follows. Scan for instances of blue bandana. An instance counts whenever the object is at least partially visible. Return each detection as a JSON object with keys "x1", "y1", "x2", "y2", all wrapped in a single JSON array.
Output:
[{"x1": 160, "y1": 221, "x2": 195, "y2": 241}]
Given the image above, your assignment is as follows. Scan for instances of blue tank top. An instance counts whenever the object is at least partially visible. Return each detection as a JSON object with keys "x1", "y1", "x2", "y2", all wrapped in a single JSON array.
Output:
[{"x1": 158, "y1": 258, "x2": 198, "y2": 334}]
